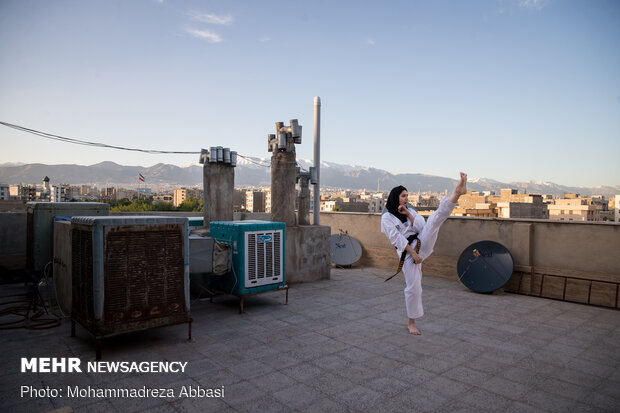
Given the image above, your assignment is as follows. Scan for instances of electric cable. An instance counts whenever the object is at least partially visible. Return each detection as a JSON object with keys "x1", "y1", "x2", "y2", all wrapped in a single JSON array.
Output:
[
  {"x1": 1, "y1": 120, "x2": 270, "y2": 167},
  {"x1": 236, "y1": 154, "x2": 271, "y2": 168},
  {"x1": 0, "y1": 265, "x2": 62, "y2": 330},
  {"x1": 0, "y1": 121, "x2": 199, "y2": 154}
]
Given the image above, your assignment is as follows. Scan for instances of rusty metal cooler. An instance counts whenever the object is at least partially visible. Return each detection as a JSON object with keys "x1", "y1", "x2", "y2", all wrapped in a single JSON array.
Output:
[{"x1": 69, "y1": 216, "x2": 191, "y2": 359}]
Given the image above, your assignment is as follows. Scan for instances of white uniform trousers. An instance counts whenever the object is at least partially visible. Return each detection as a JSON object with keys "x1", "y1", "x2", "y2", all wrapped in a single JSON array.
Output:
[{"x1": 403, "y1": 196, "x2": 456, "y2": 319}]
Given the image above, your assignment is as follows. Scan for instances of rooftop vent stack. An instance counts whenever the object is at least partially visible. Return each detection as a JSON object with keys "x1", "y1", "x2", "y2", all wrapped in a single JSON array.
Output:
[
  {"x1": 209, "y1": 147, "x2": 217, "y2": 163},
  {"x1": 203, "y1": 147, "x2": 235, "y2": 231},
  {"x1": 268, "y1": 120, "x2": 300, "y2": 226},
  {"x1": 199, "y1": 149, "x2": 209, "y2": 164}
]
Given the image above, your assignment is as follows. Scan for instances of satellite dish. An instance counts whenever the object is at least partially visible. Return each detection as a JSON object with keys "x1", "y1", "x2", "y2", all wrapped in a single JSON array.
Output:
[
  {"x1": 330, "y1": 231, "x2": 362, "y2": 266},
  {"x1": 457, "y1": 240, "x2": 514, "y2": 293}
]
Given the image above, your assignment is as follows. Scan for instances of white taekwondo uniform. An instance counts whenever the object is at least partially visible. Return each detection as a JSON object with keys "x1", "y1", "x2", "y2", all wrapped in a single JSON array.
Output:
[{"x1": 381, "y1": 197, "x2": 456, "y2": 319}]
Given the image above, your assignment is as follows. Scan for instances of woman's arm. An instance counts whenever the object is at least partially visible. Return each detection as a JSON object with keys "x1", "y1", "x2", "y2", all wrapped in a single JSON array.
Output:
[
  {"x1": 381, "y1": 214, "x2": 409, "y2": 252},
  {"x1": 398, "y1": 204, "x2": 416, "y2": 226},
  {"x1": 405, "y1": 243, "x2": 423, "y2": 264}
]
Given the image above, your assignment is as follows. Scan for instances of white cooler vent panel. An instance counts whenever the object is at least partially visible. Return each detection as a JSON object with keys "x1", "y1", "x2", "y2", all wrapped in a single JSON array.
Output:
[{"x1": 245, "y1": 230, "x2": 282, "y2": 287}]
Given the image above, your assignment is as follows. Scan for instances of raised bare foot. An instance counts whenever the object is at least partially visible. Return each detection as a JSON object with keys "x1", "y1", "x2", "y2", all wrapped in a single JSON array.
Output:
[
  {"x1": 408, "y1": 319, "x2": 421, "y2": 335},
  {"x1": 455, "y1": 172, "x2": 467, "y2": 196},
  {"x1": 449, "y1": 172, "x2": 468, "y2": 202}
]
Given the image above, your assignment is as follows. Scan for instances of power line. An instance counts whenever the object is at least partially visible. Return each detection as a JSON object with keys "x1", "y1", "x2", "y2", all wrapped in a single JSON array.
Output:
[
  {"x1": 0, "y1": 120, "x2": 275, "y2": 168},
  {"x1": 297, "y1": 162, "x2": 309, "y2": 173},
  {"x1": 236, "y1": 154, "x2": 271, "y2": 168},
  {"x1": 0, "y1": 121, "x2": 200, "y2": 154}
]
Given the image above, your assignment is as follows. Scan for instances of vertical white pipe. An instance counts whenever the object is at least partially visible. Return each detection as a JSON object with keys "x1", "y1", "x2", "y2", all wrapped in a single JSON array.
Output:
[{"x1": 313, "y1": 96, "x2": 321, "y2": 225}]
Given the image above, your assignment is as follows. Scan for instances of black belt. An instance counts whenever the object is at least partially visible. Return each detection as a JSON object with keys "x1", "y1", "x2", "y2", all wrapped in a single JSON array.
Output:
[{"x1": 385, "y1": 234, "x2": 420, "y2": 282}]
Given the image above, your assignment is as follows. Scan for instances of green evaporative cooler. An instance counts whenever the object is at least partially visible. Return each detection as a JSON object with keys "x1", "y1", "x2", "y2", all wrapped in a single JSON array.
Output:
[{"x1": 209, "y1": 220, "x2": 285, "y2": 295}]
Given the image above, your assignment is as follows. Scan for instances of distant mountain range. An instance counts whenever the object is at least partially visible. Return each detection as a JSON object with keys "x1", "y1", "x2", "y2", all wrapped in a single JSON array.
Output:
[{"x1": 0, "y1": 159, "x2": 618, "y2": 197}]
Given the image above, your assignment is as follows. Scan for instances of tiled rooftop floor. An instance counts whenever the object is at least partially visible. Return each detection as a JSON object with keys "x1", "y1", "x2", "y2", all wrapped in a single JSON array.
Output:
[{"x1": 2, "y1": 267, "x2": 620, "y2": 412}]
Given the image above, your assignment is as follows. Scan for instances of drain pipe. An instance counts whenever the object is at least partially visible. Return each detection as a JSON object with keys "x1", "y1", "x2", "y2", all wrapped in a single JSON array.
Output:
[{"x1": 313, "y1": 96, "x2": 321, "y2": 225}]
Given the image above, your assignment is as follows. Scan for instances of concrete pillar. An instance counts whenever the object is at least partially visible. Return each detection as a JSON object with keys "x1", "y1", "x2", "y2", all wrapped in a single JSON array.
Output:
[
  {"x1": 271, "y1": 151, "x2": 297, "y2": 226},
  {"x1": 203, "y1": 162, "x2": 234, "y2": 230},
  {"x1": 297, "y1": 173, "x2": 310, "y2": 225}
]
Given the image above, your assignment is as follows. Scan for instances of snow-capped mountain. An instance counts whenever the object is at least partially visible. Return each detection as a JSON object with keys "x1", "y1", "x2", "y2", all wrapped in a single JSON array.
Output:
[{"x1": 0, "y1": 159, "x2": 617, "y2": 197}]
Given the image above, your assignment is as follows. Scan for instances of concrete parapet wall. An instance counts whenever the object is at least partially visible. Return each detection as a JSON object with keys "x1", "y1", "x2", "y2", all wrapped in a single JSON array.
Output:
[
  {"x1": 3, "y1": 208, "x2": 618, "y2": 307},
  {"x1": 111, "y1": 212, "x2": 203, "y2": 217},
  {"x1": 0, "y1": 212, "x2": 26, "y2": 271},
  {"x1": 285, "y1": 225, "x2": 331, "y2": 284}
]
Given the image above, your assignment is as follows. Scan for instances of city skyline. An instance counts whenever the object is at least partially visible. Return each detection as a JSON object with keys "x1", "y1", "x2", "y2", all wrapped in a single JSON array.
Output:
[
  {"x1": 1, "y1": 1, "x2": 619, "y2": 187},
  {"x1": 2, "y1": 158, "x2": 618, "y2": 198}
]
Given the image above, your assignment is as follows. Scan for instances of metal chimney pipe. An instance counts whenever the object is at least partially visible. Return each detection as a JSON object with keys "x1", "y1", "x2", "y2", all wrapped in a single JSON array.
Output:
[{"x1": 313, "y1": 96, "x2": 321, "y2": 225}]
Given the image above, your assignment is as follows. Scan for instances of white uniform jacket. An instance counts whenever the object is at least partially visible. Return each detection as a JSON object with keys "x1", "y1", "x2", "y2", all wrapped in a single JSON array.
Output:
[{"x1": 380, "y1": 206, "x2": 425, "y2": 259}]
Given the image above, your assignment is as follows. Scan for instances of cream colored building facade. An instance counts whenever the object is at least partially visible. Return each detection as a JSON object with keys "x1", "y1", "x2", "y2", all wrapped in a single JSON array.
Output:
[
  {"x1": 173, "y1": 187, "x2": 202, "y2": 207},
  {"x1": 264, "y1": 188, "x2": 272, "y2": 213},
  {"x1": 547, "y1": 198, "x2": 604, "y2": 222}
]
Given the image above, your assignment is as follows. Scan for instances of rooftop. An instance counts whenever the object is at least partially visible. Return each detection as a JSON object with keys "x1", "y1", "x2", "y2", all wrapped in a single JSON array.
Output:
[{"x1": 2, "y1": 267, "x2": 619, "y2": 413}]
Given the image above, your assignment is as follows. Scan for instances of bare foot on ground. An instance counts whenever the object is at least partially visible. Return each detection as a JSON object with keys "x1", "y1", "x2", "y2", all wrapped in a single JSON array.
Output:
[{"x1": 408, "y1": 319, "x2": 421, "y2": 335}]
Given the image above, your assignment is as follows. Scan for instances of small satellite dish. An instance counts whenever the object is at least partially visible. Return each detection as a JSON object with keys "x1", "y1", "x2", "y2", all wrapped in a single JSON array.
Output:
[
  {"x1": 457, "y1": 240, "x2": 514, "y2": 293},
  {"x1": 330, "y1": 231, "x2": 362, "y2": 266}
]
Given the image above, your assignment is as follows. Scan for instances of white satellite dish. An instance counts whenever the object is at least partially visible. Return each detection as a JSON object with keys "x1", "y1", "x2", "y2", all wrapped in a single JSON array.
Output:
[{"x1": 330, "y1": 231, "x2": 362, "y2": 266}]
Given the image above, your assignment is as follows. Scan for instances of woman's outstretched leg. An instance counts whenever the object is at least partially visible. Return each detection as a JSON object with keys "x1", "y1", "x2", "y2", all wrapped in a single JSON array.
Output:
[
  {"x1": 418, "y1": 172, "x2": 467, "y2": 259},
  {"x1": 449, "y1": 172, "x2": 468, "y2": 203}
]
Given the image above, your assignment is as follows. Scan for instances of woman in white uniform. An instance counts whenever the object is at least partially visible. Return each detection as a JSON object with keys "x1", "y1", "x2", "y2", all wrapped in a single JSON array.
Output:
[{"x1": 381, "y1": 172, "x2": 467, "y2": 334}]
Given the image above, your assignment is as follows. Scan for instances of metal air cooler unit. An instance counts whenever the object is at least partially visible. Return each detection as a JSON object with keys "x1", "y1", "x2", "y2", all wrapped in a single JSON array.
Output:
[
  {"x1": 53, "y1": 218, "x2": 72, "y2": 315},
  {"x1": 209, "y1": 220, "x2": 285, "y2": 296},
  {"x1": 70, "y1": 216, "x2": 191, "y2": 359},
  {"x1": 27, "y1": 202, "x2": 109, "y2": 275}
]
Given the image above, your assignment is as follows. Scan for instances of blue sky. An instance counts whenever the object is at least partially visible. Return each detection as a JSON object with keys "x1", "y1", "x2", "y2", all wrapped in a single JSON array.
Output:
[{"x1": 0, "y1": 0, "x2": 618, "y2": 187}]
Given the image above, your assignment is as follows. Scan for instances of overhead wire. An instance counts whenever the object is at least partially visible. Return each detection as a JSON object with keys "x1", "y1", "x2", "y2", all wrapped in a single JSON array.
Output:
[
  {"x1": 0, "y1": 121, "x2": 200, "y2": 154},
  {"x1": 296, "y1": 162, "x2": 309, "y2": 173},
  {"x1": 236, "y1": 154, "x2": 271, "y2": 168},
  {"x1": 0, "y1": 120, "x2": 270, "y2": 166}
]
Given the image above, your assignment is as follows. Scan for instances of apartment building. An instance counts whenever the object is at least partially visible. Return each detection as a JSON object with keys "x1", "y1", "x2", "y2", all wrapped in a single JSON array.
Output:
[
  {"x1": 453, "y1": 203, "x2": 497, "y2": 217},
  {"x1": 321, "y1": 200, "x2": 369, "y2": 212},
  {"x1": 547, "y1": 198, "x2": 605, "y2": 222},
  {"x1": 173, "y1": 187, "x2": 202, "y2": 207},
  {"x1": 368, "y1": 198, "x2": 385, "y2": 214},
  {"x1": 494, "y1": 190, "x2": 547, "y2": 219},
  {"x1": 264, "y1": 188, "x2": 272, "y2": 213},
  {"x1": 457, "y1": 191, "x2": 490, "y2": 209},
  {"x1": 233, "y1": 189, "x2": 246, "y2": 212},
  {"x1": 0, "y1": 184, "x2": 8, "y2": 200},
  {"x1": 11, "y1": 184, "x2": 37, "y2": 201},
  {"x1": 245, "y1": 190, "x2": 265, "y2": 213}
]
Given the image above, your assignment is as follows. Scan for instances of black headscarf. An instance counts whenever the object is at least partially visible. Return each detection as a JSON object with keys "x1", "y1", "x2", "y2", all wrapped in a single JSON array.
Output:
[{"x1": 386, "y1": 185, "x2": 408, "y2": 223}]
